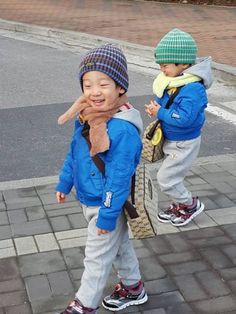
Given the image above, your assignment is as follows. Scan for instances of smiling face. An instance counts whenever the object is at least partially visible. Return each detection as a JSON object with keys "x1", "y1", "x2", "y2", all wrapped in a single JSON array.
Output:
[
  {"x1": 82, "y1": 71, "x2": 125, "y2": 110},
  {"x1": 159, "y1": 63, "x2": 190, "y2": 77}
]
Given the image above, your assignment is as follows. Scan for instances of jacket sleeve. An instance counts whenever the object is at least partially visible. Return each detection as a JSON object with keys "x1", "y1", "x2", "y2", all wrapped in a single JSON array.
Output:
[
  {"x1": 56, "y1": 142, "x2": 74, "y2": 194},
  {"x1": 96, "y1": 130, "x2": 142, "y2": 231},
  {"x1": 157, "y1": 84, "x2": 207, "y2": 128}
]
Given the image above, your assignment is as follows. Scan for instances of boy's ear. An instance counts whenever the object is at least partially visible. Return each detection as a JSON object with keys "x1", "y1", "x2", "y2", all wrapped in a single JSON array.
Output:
[
  {"x1": 119, "y1": 87, "x2": 126, "y2": 96},
  {"x1": 182, "y1": 64, "x2": 191, "y2": 70}
]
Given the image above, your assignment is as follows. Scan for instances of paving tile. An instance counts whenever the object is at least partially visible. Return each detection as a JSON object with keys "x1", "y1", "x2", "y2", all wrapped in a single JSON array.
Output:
[
  {"x1": 25, "y1": 275, "x2": 51, "y2": 301},
  {"x1": 15, "y1": 236, "x2": 38, "y2": 255},
  {"x1": 185, "y1": 177, "x2": 207, "y2": 185},
  {"x1": 174, "y1": 274, "x2": 207, "y2": 301},
  {"x1": 143, "y1": 309, "x2": 166, "y2": 314},
  {"x1": 199, "y1": 247, "x2": 233, "y2": 269},
  {"x1": 0, "y1": 278, "x2": 25, "y2": 293},
  {"x1": 219, "y1": 267, "x2": 236, "y2": 281},
  {"x1": 7, "y1": 209, "x2": 27, "y2": 224},
  {"x1": 221, "y1": 224, "x2": 236, "y2": 240},
  {"x1": 164, "y1": 234, "x2": 191, "y2": 252},
  {"x1": 5, "y1": 197, "x2": 42, "y2": 210},
  {"x1": 0, "y1": 201, "x2": 6, "y2": 211},
  {"x1": 5, "y1": 302, "x2": 32, "y2": 314},
  {"x1": 222, "y1": 244, "x2": 236, "y2": 264},
  {"x1": 0, "y1": 239, "x2": 13, "y2": 249},
  {"x1": 166, "y1": 303, "x2": 195, "y2": 314},
  {"x1": 143, "y1": 237, "x2": 173, "y2": 255},
  {"x1": 3, "y1": 187, "x2": 37, "y2": 199},
  {"x1": 31, "y1": 294, "x2": 74, "y2": 314},
  {"x1": 0, "y1": 225, "x2": 12, "y2": 240},
  {"x1": 158, "y1": 251, "x2": 198, "y2": 265},
  {"x1": 0, "y1": 211, "x2": 9, "y2": 225},
  {"x1": 0, "y1": 247, "x2": 16, "y2": 259},
  {"x1": 35, "y1": 184, "x2": 57, "y2": 195},
  {"x1": 167, "y1": 261, "x2": 209, "y2": 275},
  {"x1": 55, "y1": 229, "x2": 87, "y2": 240},
  {"x1": 61, "y1": 247, "x2": 85, "y2": 269},
  {"x1": 44, "y1": 201, "x2": 80, "y2": 211},
  {"x1": 68, "y1": 213, "x2": 88, "y2": 229},
  {"x1": 11, "y1": 219, "x2": 52, "y2": 237},
  {"x1": 48, "y1": 271, "x2": 74, "y2": 295},
  {"x1": 139, "y1": 257, "x2": 166, "y2": 280},
  {"x1": 49, "y1": 216, "x2": 71, "y2": 232},
  {"x1": 25, "y1": 206, "x2": 46, "y2": 221},
  {"x1": 193, "y1": 295, "x2": 236, "y2": 313},
  {"x1": 34, "y1": 233, "x2": 59, "y2": 252},
  {"x1": 139, "y1": 292, "x2": 184, "y2": 311},
  {"x1": 144, "y1": 278, "x2": 177, "y2": 295},
  {"x1": 46, "y1": 207, "x2": 82, "y2": 217},
  {"x1": 196, "y1": 271, "x2": 231, "y2": 297},
  {"x1": 206, "y1": 207, "x2": 236, "y2": 225},
  {"x1": 0, "y1": 290, "x2": 28, "y2": 307},
  {"x1": 59, "y1": 237, "x2": 87, "y2": 249},
  {"x1": 19, "y1": 251, "x2": 66, "y2": 277},
  {"x1": 0, "y1": 257, "x2": 20, "y2": 281},
  {"x1": 194, "y1": 212, "x2": 217, "y2": 228}
]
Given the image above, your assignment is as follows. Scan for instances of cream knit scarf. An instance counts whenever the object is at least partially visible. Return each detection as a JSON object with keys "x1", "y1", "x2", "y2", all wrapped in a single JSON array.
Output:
[
  {"x1": 153, "y1": 72, "x2": 201, "y2": 98},
  {"x1": 58, "y1": 95, "x2": 128, "y2": 156}
]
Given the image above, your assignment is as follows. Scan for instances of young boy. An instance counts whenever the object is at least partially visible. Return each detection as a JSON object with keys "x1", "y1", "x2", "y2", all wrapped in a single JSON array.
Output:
[
  {"x1": 55, "y1": 44, "x2": 147, "y2": 314},
  {"x1": 145, "y1": 28, "x2": 213, "y2": 227}
]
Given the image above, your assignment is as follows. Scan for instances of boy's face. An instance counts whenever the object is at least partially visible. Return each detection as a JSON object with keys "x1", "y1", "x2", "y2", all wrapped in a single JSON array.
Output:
[
  {"x1": 159, "y1": 63, "x2": 190, "y2": 77},
  {"x1": 82, "y1": 71, "x2": 125, "y2": 110}
]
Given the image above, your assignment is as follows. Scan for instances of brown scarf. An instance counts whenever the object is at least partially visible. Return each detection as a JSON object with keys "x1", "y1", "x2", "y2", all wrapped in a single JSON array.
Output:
[{"x1": 58, "y1": 95, "x2": 128, "y2": 156}]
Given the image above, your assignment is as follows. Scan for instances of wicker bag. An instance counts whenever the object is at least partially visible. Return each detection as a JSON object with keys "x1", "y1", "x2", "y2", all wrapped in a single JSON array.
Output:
[
  {"x1": 142, "y1": 120, "x2": 164, "y2": 163},
  {"x1": 124, "y1": 164, "x2": 155, "y2": 239}
]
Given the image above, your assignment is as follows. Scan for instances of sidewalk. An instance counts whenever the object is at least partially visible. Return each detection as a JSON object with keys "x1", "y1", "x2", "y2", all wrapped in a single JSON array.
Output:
[
  {"x1": 0, "y1": 0, "x2": 236, "y2": 66},
  {"x1": 1, "y1": 154, "x2": 236, "y2": 314}
]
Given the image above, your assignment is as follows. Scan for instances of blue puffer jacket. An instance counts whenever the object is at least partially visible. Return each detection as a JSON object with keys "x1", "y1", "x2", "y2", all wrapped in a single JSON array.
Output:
[
  {"x1": 155, "y1": 82, "x2": 208, "y2": 141},
  {"x1": 56, "y1": 107, "x2": 143, "y2": 231}
]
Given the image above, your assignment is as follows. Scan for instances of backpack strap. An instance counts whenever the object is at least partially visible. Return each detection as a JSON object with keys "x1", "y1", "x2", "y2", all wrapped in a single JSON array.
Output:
[
  {"x1": 165, "y1": 86, "x2": 182, "y2": 109},
  {"x1": 81, "y1": 122, "x2": 139, "y2": 219}
]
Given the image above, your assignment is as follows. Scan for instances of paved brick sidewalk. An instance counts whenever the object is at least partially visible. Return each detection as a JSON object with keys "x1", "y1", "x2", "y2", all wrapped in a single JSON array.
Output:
[
  {"x1": 0, "y1": 0, "x2": 235, "y2": 66},
  {"x1": 0, "y1": 155, "x2": 236, "y2": 313}
]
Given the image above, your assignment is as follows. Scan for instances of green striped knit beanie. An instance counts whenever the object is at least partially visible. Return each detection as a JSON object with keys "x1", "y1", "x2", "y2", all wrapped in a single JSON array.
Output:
[{"x1": 154, "y1": 28, "x2": 197, "y2": 64}]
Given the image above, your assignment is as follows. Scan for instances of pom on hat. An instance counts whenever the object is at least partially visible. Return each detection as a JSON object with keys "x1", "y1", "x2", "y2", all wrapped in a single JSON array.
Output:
[
  {"x1": 154, "y1": 28, "x2": 197, "y2": 64},
  {"x1": 79, "y1": 43, "x2": 129, "y2": 92}
]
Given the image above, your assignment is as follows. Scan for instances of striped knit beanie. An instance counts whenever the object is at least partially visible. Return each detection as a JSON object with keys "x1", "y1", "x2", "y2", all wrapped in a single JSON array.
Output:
[
  {"x1": 79, "y1": 43, "x2": 129, "y2": 92},
  {"x1": 154, "y1": 28, "x2": 197, "y2": 64}
]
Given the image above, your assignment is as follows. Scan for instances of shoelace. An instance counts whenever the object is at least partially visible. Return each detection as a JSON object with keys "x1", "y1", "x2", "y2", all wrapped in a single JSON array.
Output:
[
  {"x1": 111, "y1": 283, "x2": 130, "y2": 298},
  {"x1": 167, "y1": 203, "x2": 180, "y2": 214}
]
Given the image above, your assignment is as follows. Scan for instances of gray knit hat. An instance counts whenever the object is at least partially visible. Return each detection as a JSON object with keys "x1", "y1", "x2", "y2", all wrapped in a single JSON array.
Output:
[
  {"x1": 154, "y1": 28, "x2": 197, "y2": 64},
  {"x1": 79, "y1": 43, "x2": 129, "y2": 92}
]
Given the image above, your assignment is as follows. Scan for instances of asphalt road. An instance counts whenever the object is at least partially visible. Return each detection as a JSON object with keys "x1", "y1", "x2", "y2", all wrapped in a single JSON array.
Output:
[{"x1": 1, "y1": 36, "x2": 236, "y2": 182}]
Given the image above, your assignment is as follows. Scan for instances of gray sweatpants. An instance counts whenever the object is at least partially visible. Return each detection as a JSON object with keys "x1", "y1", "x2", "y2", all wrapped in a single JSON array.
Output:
[
  {"x1": 157, "y1": 136, "x2": 201, "y2": 204},
  {"x1": 75, "y1": 205, "x2": 141, "y2": 309}
]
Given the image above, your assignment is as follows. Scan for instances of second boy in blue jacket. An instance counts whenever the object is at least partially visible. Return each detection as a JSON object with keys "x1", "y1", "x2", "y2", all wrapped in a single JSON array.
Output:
[{"x1": 146, "y1": 28, "x2": 213, "y2": 227}]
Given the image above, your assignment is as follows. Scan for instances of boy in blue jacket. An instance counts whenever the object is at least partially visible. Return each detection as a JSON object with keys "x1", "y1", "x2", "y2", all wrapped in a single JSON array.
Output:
[
  {"x1": 145, "y1": 28, "x2": 213, "y2": 227},
  {"x1": 56, "y1": 44, "x2": 147, "y2": 314}
]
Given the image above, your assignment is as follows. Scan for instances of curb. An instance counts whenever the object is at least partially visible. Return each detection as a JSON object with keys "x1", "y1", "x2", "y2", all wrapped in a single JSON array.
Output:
[
  {"x1": 0, "y1": 18, "x2": 235, "y2": 81},
  {"x1": 1, "y1": 153, "x2": 236, "y2": 191}
]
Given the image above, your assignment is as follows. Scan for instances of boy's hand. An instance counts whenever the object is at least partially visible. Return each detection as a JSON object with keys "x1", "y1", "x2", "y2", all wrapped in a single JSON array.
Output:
[
  {"x1": 145, "y1": 101, "x2": 161, "y2": 117},
  {"x1": 97, "y1": 228, "x2": 109, "y2": 236},
  {"x1": 56, "y1": 192, "x2": 66, "y2": 203}
]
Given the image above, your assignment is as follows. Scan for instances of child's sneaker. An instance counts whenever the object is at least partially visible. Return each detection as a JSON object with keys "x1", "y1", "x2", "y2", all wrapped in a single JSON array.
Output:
[
  {"x1": 171, "y1": 197, "x2": 204, "y2": 227},
  {"x1": 102, "y1": 280, "x2": 148, "y2": 311},
  {"x1": 57, "y1": 299, "x2": 97, "y2": 314},
  {"x1": 157, "y1": 203, "x2": 180, "y2": 223}
]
